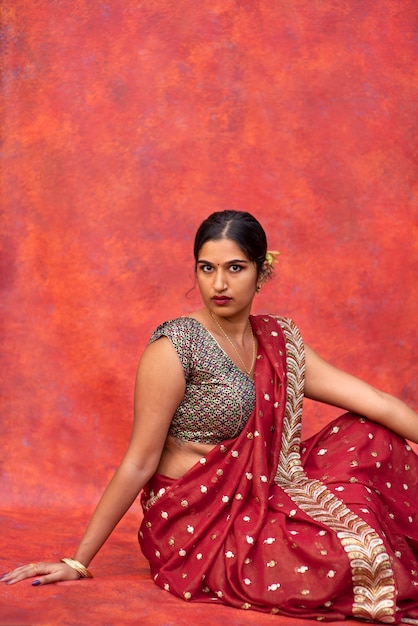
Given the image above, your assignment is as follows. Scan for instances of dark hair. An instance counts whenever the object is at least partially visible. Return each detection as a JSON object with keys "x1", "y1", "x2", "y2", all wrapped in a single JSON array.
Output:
[{"x1": 194, "y1": 210, "x2": 267, "y2": 276}]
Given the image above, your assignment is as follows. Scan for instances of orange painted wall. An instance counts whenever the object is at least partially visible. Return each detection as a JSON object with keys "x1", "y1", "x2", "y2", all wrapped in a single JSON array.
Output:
[{"x1": 2, "y1": 1, "x2": 417, "y2": 510}]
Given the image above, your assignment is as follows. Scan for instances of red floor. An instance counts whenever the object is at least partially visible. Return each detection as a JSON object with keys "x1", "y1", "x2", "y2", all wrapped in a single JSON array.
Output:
[{"x1": 1, "y1": 508, "x2": 359, "y2": 626}]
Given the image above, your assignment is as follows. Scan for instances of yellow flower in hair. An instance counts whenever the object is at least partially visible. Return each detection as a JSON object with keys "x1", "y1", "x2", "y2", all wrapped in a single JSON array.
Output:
[{"x1": 265, "y1": 250, "x2": 280, "y2": 267}]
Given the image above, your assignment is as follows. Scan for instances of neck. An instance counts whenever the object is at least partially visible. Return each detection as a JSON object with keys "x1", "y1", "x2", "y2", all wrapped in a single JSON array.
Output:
[
  {"x1": 210, "y1": 311, "x2": 256, "y2": 376},
  {"x1": 210, "y1": 311, "x2": 250, "y2": 343}
]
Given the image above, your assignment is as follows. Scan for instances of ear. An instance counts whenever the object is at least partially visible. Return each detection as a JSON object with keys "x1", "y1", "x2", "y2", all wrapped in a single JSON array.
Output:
[{"x1": 256, "y1": 262, "x2": 272, "y2": 291}]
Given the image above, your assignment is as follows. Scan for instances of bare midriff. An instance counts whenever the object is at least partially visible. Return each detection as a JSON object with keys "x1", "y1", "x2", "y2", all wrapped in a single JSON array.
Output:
[{"x1": 156, "y1": 434, "x2": 216, "y2": 479}]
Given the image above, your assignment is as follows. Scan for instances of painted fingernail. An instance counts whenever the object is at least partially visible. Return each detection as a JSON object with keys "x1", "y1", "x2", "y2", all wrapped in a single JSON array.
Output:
[{"x1": 32, "y1": 580, "x2": 41, "y2": 586}]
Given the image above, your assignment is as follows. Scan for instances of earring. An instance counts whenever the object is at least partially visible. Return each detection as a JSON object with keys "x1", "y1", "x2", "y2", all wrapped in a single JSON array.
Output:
[{"x1": 256, "y1": 284, "x2": 262, "y2": 293}]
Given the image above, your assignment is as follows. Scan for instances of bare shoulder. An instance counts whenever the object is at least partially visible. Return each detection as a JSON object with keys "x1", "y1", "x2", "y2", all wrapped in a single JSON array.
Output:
[{"x1": 186, "y1": 308, "x2": 207, "y2": 325}]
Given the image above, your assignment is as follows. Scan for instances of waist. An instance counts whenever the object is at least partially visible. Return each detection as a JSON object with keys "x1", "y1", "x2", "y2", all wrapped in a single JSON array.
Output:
[{"x1": 156, "y1": 435, "x2": 215, "y2": 479}]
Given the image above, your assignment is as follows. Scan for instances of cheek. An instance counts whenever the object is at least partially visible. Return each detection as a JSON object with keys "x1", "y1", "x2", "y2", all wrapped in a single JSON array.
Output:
[{"x1": 196, "y1": 277, "x2": 209, "y2": 294}]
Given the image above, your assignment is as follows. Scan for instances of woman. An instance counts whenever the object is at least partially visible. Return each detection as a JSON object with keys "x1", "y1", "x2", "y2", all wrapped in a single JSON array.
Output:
[{"x1": 3, "y1": 210, "x2": 418, "y2": 623}]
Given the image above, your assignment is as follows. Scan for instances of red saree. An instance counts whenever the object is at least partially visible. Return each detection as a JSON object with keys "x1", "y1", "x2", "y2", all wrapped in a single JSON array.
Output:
[{"x1": 139, "y1": 315, "x2": 418, "y2": 623}]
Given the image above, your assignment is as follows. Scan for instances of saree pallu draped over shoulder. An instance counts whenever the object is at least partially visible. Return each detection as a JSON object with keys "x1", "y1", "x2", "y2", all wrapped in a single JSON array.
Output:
[{"x1": 139, "y1": 316, "x2": 418, "y2": 623}]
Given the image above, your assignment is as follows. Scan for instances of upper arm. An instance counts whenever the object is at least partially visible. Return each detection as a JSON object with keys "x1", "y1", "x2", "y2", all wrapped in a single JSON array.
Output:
[
  {"x1": 304, "y1": 343, "x2": 418, "y2": 442},
  {"x1": 123, "y1": 336, "x2": 186, "y2": 476},
  {"x1": 304, "y1": 343, "x2": 386, "y2": 418}
]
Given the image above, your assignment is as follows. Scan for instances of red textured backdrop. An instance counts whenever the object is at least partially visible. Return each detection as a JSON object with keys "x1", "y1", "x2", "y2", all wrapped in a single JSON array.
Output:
[{"x1": 1, "y1": 2, "x2": 417, "y2": 625}]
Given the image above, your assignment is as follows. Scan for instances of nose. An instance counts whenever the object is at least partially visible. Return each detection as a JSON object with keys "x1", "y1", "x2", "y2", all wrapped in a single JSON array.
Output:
[{"x1": 213, "y1": 268, "x2": 227, "y2": 292}]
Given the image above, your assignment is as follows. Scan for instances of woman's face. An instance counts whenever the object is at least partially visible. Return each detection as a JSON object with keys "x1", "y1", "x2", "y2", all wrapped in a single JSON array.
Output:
[{"x1": 196, "y1": 238, "x2": 259, "y2": 320}]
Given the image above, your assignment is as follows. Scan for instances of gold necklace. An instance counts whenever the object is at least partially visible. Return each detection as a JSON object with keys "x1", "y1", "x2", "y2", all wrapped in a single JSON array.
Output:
[{"x1": 210, "y1": 312, "x2": 256, "y2": 376}]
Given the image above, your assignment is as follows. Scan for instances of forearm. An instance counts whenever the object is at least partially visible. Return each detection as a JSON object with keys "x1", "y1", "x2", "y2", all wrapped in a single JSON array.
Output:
[
  {"x1": 367, "y1": 391, "x2": 418, "y2": 444},
  {"x1": 72, "y1": 462, "x2": 149, "y2": 566}
]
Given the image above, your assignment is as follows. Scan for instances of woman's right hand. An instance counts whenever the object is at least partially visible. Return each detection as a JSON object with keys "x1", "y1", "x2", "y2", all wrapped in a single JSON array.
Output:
[{"x1": 1, "y1": 561, "x2": 82, "y2": 586}]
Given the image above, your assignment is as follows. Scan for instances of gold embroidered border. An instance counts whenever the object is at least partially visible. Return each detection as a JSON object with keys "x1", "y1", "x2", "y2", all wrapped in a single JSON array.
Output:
[{"x1": 273, "y1": 316, "x2": 396, "y2": 624}]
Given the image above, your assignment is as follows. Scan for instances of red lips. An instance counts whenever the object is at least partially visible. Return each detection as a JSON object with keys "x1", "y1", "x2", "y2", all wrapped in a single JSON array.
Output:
[{"x1": 212, "y1": 296, "x2": 231, "y2": 305}]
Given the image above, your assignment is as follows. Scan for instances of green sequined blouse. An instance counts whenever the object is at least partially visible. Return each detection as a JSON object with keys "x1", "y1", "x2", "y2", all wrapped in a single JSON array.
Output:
[{"x1": 149, "y1": 317, "x2": 256, "y2": 445}]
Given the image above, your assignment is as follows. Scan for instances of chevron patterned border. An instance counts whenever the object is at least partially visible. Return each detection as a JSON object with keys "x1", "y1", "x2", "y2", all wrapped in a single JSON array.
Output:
[{"x1": 274, "y1": 317, "x2": 396, "y2": 623}]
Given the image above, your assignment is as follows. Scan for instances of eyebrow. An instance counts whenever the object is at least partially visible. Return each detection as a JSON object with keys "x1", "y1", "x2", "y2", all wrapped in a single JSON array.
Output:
[{"x1": 197, "y1": 259, "x2": 249, "y2": 265}]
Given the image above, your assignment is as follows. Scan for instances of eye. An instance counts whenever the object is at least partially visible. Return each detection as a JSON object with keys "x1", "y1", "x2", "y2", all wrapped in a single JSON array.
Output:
[
  {"x1": 199, "y1": 264, "x2": 213, "y2": 273},
  {"x1": 229, "y1": 264, "x2": 243, "y2": 273}
]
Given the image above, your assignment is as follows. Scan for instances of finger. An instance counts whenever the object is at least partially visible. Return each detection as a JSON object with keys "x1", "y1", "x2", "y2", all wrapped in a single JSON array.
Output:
[
  {"x1": 1, "y1": 563, "x2": 40, "y2": 584},
  {"x1": 32, "y1": 569, "x2": 78, "y2": 586}
]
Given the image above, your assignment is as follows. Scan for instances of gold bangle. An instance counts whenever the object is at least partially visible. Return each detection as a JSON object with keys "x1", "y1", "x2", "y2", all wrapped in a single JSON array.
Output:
[{"x1": 61, "y1": 558, "x2": 93, "y2": 578}]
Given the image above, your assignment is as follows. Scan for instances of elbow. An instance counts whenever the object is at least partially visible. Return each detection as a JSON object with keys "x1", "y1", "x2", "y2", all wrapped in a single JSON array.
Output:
[
  {"x1": 118, "y1": 456, "x2": 160, "y2": 491},
  {"x1": 141, "y1": 448, "x2": 166, "y2": 480},
  {"x1": 141, "y1": 458, "x2": 160, "y2": 483}
]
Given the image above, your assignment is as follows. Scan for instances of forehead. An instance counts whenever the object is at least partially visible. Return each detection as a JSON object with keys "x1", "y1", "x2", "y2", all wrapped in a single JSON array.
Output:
[{"x1": 197, "y1": 238, "x2": 248, "y2": 261}]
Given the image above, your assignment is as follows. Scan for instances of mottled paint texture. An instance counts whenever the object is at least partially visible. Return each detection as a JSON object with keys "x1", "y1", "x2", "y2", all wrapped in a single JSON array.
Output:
[{"x1": 1, "y1": 1, "x2": 417, "y2": 624}]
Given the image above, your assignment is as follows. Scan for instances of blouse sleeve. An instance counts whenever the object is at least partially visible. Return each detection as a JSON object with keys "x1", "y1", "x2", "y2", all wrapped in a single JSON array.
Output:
[{"x1": 148, "y1": 318, "x2": 193, "y2": 377}]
